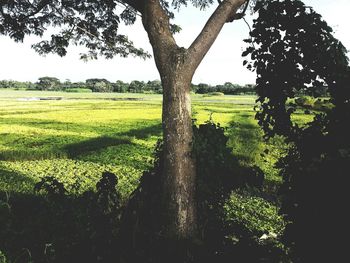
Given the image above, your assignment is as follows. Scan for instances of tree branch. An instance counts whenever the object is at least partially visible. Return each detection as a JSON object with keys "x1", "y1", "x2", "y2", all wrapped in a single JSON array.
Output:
[
  {"x1": 121, "y1": 0, "x2": 145, "y2": 14},
  {"x1": 227, "y1": 0, "x2": 250, "y2": 22},
  {"x1": 187, "y1": 0, "x2": 248, "y2": 71},
  {"x1": 141, "y1": 0, "x2": 178, "y2": 74}
]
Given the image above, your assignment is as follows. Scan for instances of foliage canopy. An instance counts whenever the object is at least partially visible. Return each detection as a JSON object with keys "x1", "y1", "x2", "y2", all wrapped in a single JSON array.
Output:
[
  {"x1": 0, "y1": 0, "x2": 256, "y2": 59},
  {"x1": 244, "y1": 0, "x2": 350, "y2": 261}
]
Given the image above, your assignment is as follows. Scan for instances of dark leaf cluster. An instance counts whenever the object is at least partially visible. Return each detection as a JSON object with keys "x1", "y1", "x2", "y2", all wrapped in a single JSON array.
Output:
[
  {"x1": 1, "y1": 171, "x2": 122, "y2": 263},
  {"x1": 0, "y1": 0, "x2": 150, "y2": 59},
  {"x1": 118, "y1": 121, "x2": 272, "y2": 262},
  {"x1": 244, "y1": 0, "x2": 349, "y2": 139},
  {"x1": 243, "y1": 0, "x2": 350, "y2": 261}
]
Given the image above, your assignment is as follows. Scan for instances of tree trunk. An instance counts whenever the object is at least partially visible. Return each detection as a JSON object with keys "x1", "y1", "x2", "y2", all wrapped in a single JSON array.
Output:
[
  {"x1": 139, "y1": 0, "x2": 248, "y2": 242},
  {"x1": 160, "y1": 56, "x2": 197, "y2": 239},
  {"x1": 140, "y1": 0, "x2": 199, "y2": 240}
]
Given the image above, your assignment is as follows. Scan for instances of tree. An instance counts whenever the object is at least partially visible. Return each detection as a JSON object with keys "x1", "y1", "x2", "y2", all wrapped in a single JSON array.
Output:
[
  {"x1": 86, "y1": 78, "x2": 113, "y2": 92},
  {"x1": 36, "y1": 76, "x2": 61, "y2": 91},
  {"x1": 0, "y1": 79, "x2": 33, "y2": 89},
  {"x1": 244, "y1": 0, "x2": 350, "y2": 261},
  {"x1": 113, "y1": 80, "x2": 129, "y2": 93},
  {"x1": 128, "y1": 80, "x2": 145, "y2": 93},
  {"x1": 196, "y1": 82, "x2": 212, "y2": 94},
  {"x1": 0, "y1": 0, "x2": 250, "y2": 241},
  {"x1": 146, "y1": 80, "x2": 162, "y2": 93}
]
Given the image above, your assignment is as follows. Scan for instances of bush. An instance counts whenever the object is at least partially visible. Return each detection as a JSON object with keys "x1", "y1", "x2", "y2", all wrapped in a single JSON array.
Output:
[
  {"x1": 0, "y1": 172, "x2": 121, "y2": 263},
  {"x1": 119, "y1": 121, "x2": 284, "y2": 262},
  {"x1": 64, "y1": 88, "x2": 92, "y2": 93},
  {"x1": 142, "y1": 90, "x2": 155, "y2": 94},
  {"x1": 0, "y1": 122, "x2": 284, "y2": 263},
  {"x1": 202, "y1": 91, "x2": 225, "y2": 97},
  {"x1": 294, "y1": 96, "x2": 313, "y2": 108},
  {"x1": 291, "y1": 96, "x2": 333, "y2": 111},
  {"x1": 0, "y1": 250, "x2": 7, "y2": 263}
]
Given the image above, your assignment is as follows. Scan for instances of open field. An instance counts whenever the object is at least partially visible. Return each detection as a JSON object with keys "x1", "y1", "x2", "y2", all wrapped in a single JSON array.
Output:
[
  {"x1": 1, "y1": 91, "x2": 274, "y2": 197},
  {"x1": 2, "y1": 90, "x2": 318, "y2": 259},
  {"x1": 0, "y1": 90, "x2": 292, "y2": 226}
]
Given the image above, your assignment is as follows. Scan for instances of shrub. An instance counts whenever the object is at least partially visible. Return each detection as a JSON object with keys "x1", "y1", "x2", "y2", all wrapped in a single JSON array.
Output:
[
  {"x1": 202, "y1": 91, "x2": 225, "y2": 97},
  {"x1": 64, "y1": 88, "x2": 92, "y2": 93},
  {"x1": 0, "y1": 172, "x2": 121, "y2": 263},
  {"x1": 0, "y1": 250, "x2": 8, "y2": 263},
  {"x1": 291, "y1": 96, "x2": 333, "y2": 111},
  {"x1": 119, "y1": 121, "x2": 284, "y2": 262},
  {"x1": 294, "y1": 96, "x2": 313, "y2": 108}
]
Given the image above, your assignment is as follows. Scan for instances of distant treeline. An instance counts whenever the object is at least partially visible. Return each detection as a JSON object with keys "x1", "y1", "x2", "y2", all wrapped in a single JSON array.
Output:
[{"x1": 0, "y1": 77, "x2": 256, "y2": 95}]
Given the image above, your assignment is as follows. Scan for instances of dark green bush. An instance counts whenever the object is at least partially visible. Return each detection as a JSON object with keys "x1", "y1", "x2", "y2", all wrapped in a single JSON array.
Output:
[
  {"x1": 119, "y1": 121, "x2": 284, "y2": 263},
  {"x1": 202, "y1": 91, "x2": 225, "y2": 97},
  {"x1": 0, "y1": 172, "x2": 121, "y2": 263},
  {"x1": 1, "y1": 122, "x2": 284, "y2": 263},
  {"x1": 64, "y1": 88, "x2": 92, "y2": 93}
]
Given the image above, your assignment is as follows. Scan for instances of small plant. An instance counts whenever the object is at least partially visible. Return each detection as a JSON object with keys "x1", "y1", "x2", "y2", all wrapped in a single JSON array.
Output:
[
  {"x1": 96, "y1": 171, "x2": 120, "y2": 215},
  {"x1": 34, "y1": 176, "x2": 66, "y2": 198},
  {"x1": 0, "y1": 251, "x2": 7, "y2": 263}
]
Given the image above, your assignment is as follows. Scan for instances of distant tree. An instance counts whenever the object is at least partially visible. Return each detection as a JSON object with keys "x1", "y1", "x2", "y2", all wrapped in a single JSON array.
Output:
[
  {"x1": 0, "y1": 80, "x2": 34, "y2": 90},
  {"x1": 196, "y1": 83, "x2": 212, "y2": 94},
  {"x1": 223, "y1": 82, "x2": 235, "y2": 90},
  {"x1": 146, "y1": 80, "x2": 162, "y2": 93},
  {"x1": 190, "y1": 83, "x2": 199, "y2": 93},
  {"x1": 242, "y1": 84, "x2": 255, "y2": 94},
  {"x1": 25, "y1": 81, "x2": 36, "y2": 90},
  {"x1": 128, "y1": 80, "x2": 145, "y2": 93},
  {"x1": 86, "y1": 78, "x2": 112, "y2": 92},
  {"x1": 71, "y1": 81, "x2": 87, "y2": 89},
  {"x1": 0, "y1": 80, "x2": 14, "y2": 89},
  {"x1": 113, "y1": 80, "x2": 129, "y2": 93},
  {"x1": 36, "y1": 77, "x2": 61, "y2": 91},
  {"x1": 61, "y1": 79, "x2": 72, "y2": 90}
]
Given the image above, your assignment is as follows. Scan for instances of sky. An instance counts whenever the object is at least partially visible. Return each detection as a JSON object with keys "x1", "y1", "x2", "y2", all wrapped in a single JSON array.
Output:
[{"x1": 0, "y1": 0, "x2": 349, "y2": 85}]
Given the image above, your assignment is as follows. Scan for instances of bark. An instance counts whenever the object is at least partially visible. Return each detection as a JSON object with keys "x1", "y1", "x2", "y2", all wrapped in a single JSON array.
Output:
[
  {"x1": 139, "y1": 0, "x2": 248, "y2": 240},
  {"x1": 161, "y1": 56, "x2": 197, "y2": 239},
  {"x1": 141, "y1": 0, "x2": 196, "y2": 240}
]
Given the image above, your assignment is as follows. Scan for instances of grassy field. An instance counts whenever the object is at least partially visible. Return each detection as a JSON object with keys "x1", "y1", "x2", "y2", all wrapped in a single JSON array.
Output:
[
  {"x1": 0, "y1": 90, "x2": 297, "y2": 242},
  {"x1": 0, "y1": 91, "x2": 271, "y2": 196}
]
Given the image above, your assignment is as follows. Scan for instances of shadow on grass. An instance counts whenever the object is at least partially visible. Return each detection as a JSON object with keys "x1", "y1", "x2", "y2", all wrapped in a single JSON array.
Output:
[
  {"x1": 0, "y1": 117, "x2": 111, "y2": 134},
  {"x1": 0, "y1": 116, "x2": 162, "y2": 138},
  {"x1": 119, "y1": 123, "x2": 162, "y2": 139},
  {"x1": 64, "y1": 136, "x2": 132, "y2": 158},
  {"x1": 0, "y1": 109, "x2": 61, "y2": 117},
  {"x1": 1, "y1": 120, "x2": 162, "y2": 161}
]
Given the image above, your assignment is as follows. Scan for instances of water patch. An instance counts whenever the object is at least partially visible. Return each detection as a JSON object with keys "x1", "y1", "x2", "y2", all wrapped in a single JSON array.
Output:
[{"x1": 17, "y1": 97, "x2": 63, "y2": 101}]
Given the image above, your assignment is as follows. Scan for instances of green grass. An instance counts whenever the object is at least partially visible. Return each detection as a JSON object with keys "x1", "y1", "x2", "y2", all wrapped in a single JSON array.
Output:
[
  {"x1": 0, "y1": 92, "x2": 163, "y2": 199},
  {"x1": 0, "y1": 91, "x2": 265, "y2": 196},
  {"x1": 0, "y1": 90, "x2": 287, "y2": 238}
]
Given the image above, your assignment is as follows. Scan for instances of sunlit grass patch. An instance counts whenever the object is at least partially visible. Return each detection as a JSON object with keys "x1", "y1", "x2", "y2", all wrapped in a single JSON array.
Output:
[{"x1": 225, "y1": 189, "x2": 286, "y2": 237}]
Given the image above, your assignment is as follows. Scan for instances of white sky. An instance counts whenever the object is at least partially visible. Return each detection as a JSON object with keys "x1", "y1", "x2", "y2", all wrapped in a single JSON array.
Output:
[{"x1": 0, "y1": 0, "x2": 349, "y2": 85}]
